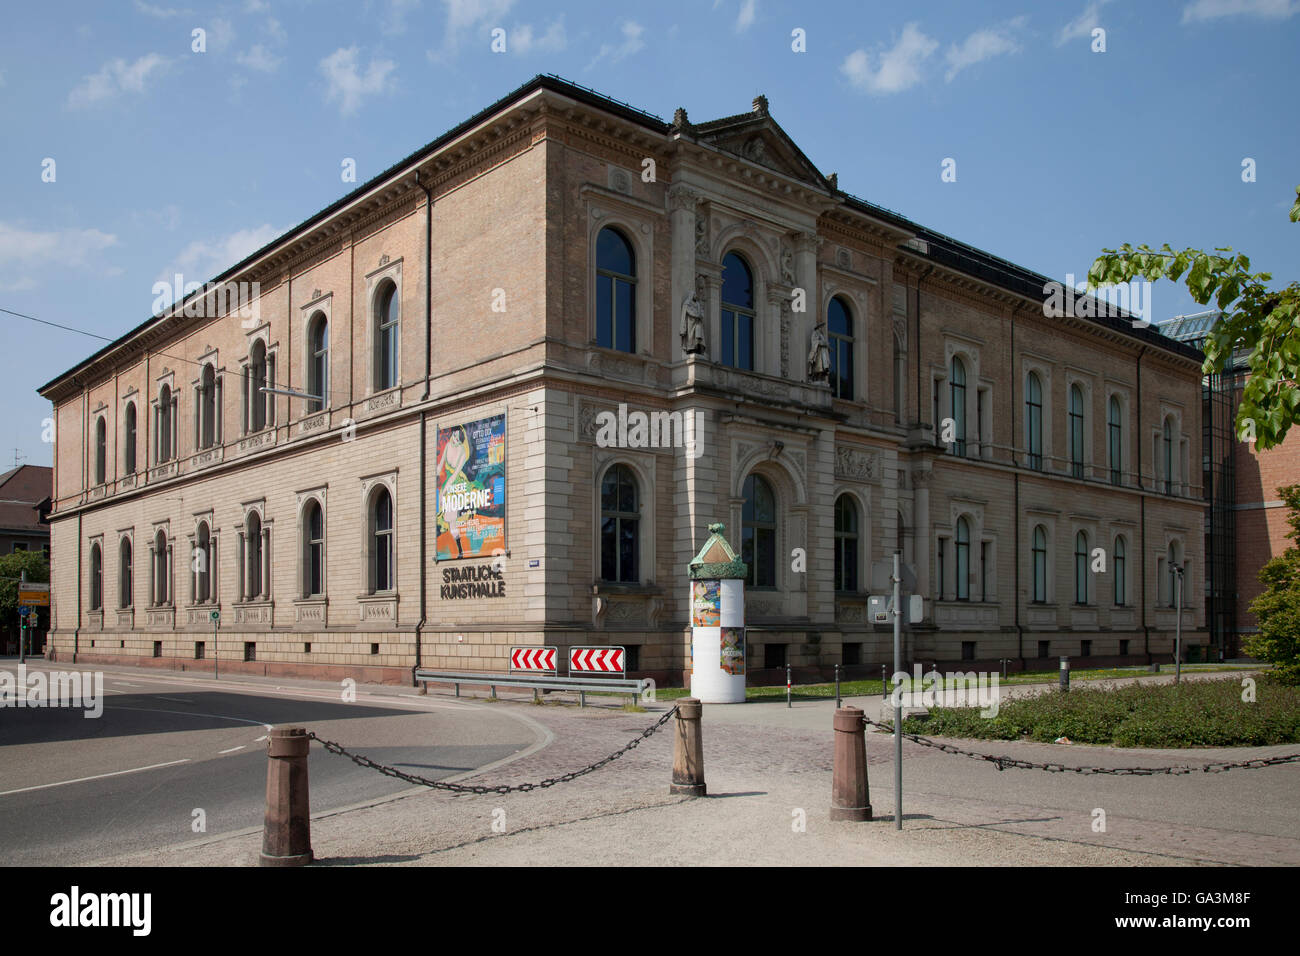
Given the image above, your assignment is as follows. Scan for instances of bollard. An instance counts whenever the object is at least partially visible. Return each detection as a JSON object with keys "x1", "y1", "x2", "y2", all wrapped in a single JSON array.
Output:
[
  {"x1": 829, "y1": 707, "x2": 872, "y2": 822},
  {"x1": 670, "y1": 698, "x2": 706, "y2": 796},
  {"x1": 881, "y1": 664, "x2": 889, "y2": 700},
  {"x1": 260, "y1": 726, "x2": 314, "y2": 866},
  {"x1": 835, "y1": 664, "x2": 841, "y2": 710},
  {"x1": 1059, "y1": 656, "x2": 1070, "y2": 693},
  {"x1": 786, "y1": 665, "x2": 792, "y2": 708}
]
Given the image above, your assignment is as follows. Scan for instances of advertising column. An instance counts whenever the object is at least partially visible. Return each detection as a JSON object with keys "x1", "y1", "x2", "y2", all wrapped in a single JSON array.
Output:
[{"x1": 688, "y1": 523, "x2": 747, "y2": 703}]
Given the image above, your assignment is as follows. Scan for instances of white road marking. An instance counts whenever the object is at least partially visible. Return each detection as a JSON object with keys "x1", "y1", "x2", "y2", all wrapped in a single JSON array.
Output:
[
  {"x1": 218, "y1": 746, "x2": 245, "y2": 754},
  {"x1": 112, "y1": 705, "x2": 273, "y2": 731},
  {"x1": 157, "y1": 696, "x2": 193, "y2": 703},
  {"x1": 254, "y1": 735, "x2": 268, "y2": 742},
  {"x1": 0, "y1": 759, "x2": 190, "y2": 797},
  {"x1": 111, "y1": 681, "x2": 140, "y2": 687}
]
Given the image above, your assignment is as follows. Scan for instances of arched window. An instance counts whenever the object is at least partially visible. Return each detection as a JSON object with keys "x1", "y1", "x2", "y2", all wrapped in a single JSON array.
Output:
[
  {"x1": 720, "y1": 252, "x2": 755, "y2": 371},
  {"x1": 124, "y1": 402, "x2": 137, "y2": 474},
  {"x1": 1031, "y1": 525, "x2": 1047, "y2": 603},
  {"x1": 154, "y1": 529, "x2": 169, "y2": 605},
  {"x1": 374, "y1": 281, "x2": 399, "y2": 392},
  {"x1": 833, "y1": 495, "x2": 858, "y2": 592},
  {"x1": 119, "y1": 537, "x2": 133, "y2": 609},
  {"x1": 1069, "y1": 384, "x2": 1085, "y2": 478},
  {"x1": 195, "y1": 522, "x2": 212, "y2": 603},
  {"x1": 249, "y1": 341, "x2": 267, "y2": 432},
  {"x1": 369, "y1": 487, "x2": 394, "y2": 592},
  {"x1": 157, "y1": 384, "x2": 174, "y2": 462},
  {"x1": 600, "y1": 464, "x2": 639, "y2": 583},
  {"x1": 307, "y1": 312, "x2": 328, "y2": 414},
  {"x1": 1074, "y1": 531, "x2": 1089, "y2": 604},
  {"x1": 246, "y1": 512, "x2": 263, "y2": 599},
  {"x1": 950, "y1": 356, "x2": 967, "y2": 456},
  {"x1": 1108, "y1": 396, "x2": 1122, "y2": 485},
  {"x1": 199, "y1": 363, "x2": 217, "y2": 449},
  {"x1": 302, "y1": 499, "x2": 324, "y2": 597},
  {"x1": 955, "y1": 517, "x2": 971, "y2": 601},
  {"x1": 1025, "y1": 372, "x2": 1043, "y2": 470},
  {"x1": 1162, "y1": 417, "x2": 1174, "y2": 494},
  {"x1": 1113, "y1": 536, "x2": 1126, "y2": 606},
  {"x1": 828, "y1": 296, "x2": 854, "y2": 400},
  {"x1": 742, "y1": 474, "x2": 776, "y2": 588},
  {"x1": 94, "y1": 416, "x2": 106, "y2": 485},
  {"x1": 89, "y1": 542, "x2": 102, "y2": 611},
  {"x1": 595, "y1": 227, "x2": 636, "y2": 353}
]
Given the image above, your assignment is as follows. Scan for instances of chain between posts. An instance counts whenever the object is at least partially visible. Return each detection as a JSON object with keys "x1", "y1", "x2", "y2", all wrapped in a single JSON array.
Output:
[
  {"x1": 307, "y1": 705, "x2": 678, "y2": 795},
  {"x1": 863, "y1": 715, "x2": 1300, "y2": 775}
]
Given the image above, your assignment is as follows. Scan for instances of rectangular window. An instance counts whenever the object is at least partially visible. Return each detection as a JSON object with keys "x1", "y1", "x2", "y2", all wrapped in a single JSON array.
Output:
[
  {"x1": 961, "y1": 641, "x2": 975, "y2": 661},
  {"x1": 244, "y1": 641, "x2": 256, "y2": 662},
  {"x1": 980, "y1": 541, "x2": 990, "y2": 602},
  {"x1": 625, "y1": 645, "x2": 640, "y2": 672},
  {"x1": 195, "y1": 641, "x2": 204, "y2": 660},
  {"x1": 152, "y1": 641, "x2": 162, "y2": 658},
  {"x1": 1120, "y1": 639, "x2": 1130, "y2": 656},
  {"x1": 1081, "y1": 640, "x2": 1092, "y2": 657},
  {"x1": 304, "y1": 642, "x2": 312, "y2": 654},
  {"x1": 842, "y1": 643, "x2": 861, "y2": 666},
  {"x1": 1038, "y1": 640, "x2": 1050, "y2": 658},
  {"x1": 764, "y1": 643, "x2": 787, "y2": 669},
  {"x1": 370, "y1": 642, "x2": 380, "y2": 655}
]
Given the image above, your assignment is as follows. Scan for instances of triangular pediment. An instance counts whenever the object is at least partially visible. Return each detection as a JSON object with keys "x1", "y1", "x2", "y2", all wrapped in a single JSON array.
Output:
[{"x1": 692, "y1": 109, "x2": 830, "y2": 190}]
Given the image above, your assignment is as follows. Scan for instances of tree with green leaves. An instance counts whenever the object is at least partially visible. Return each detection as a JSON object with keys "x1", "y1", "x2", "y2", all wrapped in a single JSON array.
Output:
[
  {"x1": 0, "y1": 549, "x2": 50, "y2": 639},
  {"x1": 1247, "y1": 484, "x2": 1300, "y2": 685},
  {"x1": 1088, "y1": 186, "x2": 1300, "y2": 450}
]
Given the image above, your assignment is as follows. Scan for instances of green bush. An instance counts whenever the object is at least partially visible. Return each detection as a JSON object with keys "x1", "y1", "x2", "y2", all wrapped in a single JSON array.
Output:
[{"x1": 901, "y1": 678, "x2": 1300, "y2": 748}]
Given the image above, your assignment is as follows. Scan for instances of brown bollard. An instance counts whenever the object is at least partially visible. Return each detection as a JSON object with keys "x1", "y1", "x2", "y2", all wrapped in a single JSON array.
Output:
[
  {"x1": 830, "y1": 707, "x2": 872, "y2": 821},
  {"x1": 670, "y1": 698, "x2": 706, "y2": 796},
  {"x1": 259, "y1": 726, "x2": 314, "y2": 866}
]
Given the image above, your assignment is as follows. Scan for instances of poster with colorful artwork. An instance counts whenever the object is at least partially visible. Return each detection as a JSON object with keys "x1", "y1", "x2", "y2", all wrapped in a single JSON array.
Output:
[
  {"x1": 720, "y1": 627, "x2": 744, "y2": 675},
  {"x1": 436, "y1": 413, "x2": 506, "y2": 560},
  {"x1": 692, "y1": 580, "x2": 720, "y2": 627}
]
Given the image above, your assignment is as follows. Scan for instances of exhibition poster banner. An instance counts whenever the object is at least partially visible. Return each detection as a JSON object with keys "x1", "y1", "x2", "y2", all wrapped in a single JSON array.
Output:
[{"x1": 436, "y1": 413, "x2": 506, "y2": 560}]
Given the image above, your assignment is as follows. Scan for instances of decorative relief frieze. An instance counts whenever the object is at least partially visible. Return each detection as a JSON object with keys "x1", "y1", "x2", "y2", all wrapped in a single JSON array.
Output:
[
  {"x1": 358, "y1": 596, "x2": 396, "y2": 621},
  {"x1": 238, "y1": 431, "x2": 275, "y2": 453},
  {"x1": 299, "y1": 411, "x2": 328, "y2": 434},
  {"x1": 148, "y1": 461, "x2": 177, "y2": 481},
  {"x1": 835, "y1": 446, "x2": 880, "y2": 482},
  {"x1": 190, "y1": 447, "x2": 223, "y2": 468},
  {"x1": 235, "y1": 603, "x2": 273, "y2": 625},
  {"x1": 147, "y1": 607, "x2": 175, "y2": 628},
  {"x1": 366, "y1": 390, "x2": 400, "y2": 412}
]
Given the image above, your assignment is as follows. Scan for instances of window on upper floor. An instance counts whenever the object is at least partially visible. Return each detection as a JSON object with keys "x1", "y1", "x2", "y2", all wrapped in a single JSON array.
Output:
[
  {"x1": 1108, "y1": 396, "x2": 1123, "y2": 485},
  {"x1": 1069, "y1": 384, "x2": 1085, "y2": 479},
  {"x1": 248, "y1": 341, "x2": 268, "y2": 433},
  {"x1": 827, "y1": 296, "x2": 854, "y2": 400},
  {"x1": 307, "y1": 313, "x2": 328, "y2": 414},
  {"x1": 94, "y1": 416, "x2": 106, "y2": 485},
  {"x1": 1162, "y1": 416, "x2": 1175, "y2": 494},
  {"x1": 1025, "y1": 372, "x2": 1043, "y2": 470},
  {"x1": 950, "y1": 356, "x2": 967, "y2": 456},
  {"x1": 833, "y1": 494, "x2": 858, "y2": 592},
  {"x1": 595, "y1": 227, "x2": 636, "y2": 354},
  {"x1": 198, "y1": 363, "x2": 217, "y2": 449},
  {"x1": 1031, "y1": 524, "x2": 1048, "y2": 603},
  {"x1": 124, "y1": 402, "x2": 137, "y2": 474},
  {"x1": 157, "y1": 385, "x2": 174, "y2": 463},
  {"x1": 153, "y1": 529, "x2": 170, "y2": 606},
  {"x1": 245, "y1": 511, "x2": 264, "y2": 599},
  {"x1": 742, "y1": 473, "x2": 776, "y2": 588},
  {"x1": 720, "y1": 252, "x2": 755, "y2": 371},
  {"x1": 195, "y1": 522, "x2": 212, "y2": 603},
  {"x1": 600, "y1": 464, "x2": 640, "y2": 583},
  {"x1": 374, "y1": 281, "x2": 399, "y2": 392}
]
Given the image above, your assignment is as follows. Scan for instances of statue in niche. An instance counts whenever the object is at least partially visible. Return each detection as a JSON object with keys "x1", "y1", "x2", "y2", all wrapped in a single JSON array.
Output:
[
  {"x1": 808, "y1": 321, "x2": 831, "y2": 382},
  {"x1": 680, "y1": 291, "x2": 707, "y2": 354}
]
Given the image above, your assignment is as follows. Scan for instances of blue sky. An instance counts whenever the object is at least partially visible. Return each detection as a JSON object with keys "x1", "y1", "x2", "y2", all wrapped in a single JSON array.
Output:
[{"x1": 2, "y1": 0, "x2": 1297, "y2": 468}]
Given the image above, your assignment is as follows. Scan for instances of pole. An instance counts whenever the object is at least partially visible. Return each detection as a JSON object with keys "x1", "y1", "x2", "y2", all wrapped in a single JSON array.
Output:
[
  {"x1": 786, "y1": 665, "x2": 791, "y2": 708},
  {"x1": 892, "y1": 550, "x2": 902, "y2": 831},
  {"x1": 19, "y1": 570, "x2": 26, "y2": 663},
  {"x1": 835, "y1": 663, "x2": 841, "y2": 710},
  {"x1": 214, "y1": 617, "x2": 219, "y2": 680},
  {"x1": 1174, "y1": 566, "x2": 1183, "y2": 685}
]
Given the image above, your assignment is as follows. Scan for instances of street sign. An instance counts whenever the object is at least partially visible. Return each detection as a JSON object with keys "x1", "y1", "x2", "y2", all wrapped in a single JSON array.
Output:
[
  {"x1": 18, "y1": 585, "x2": 49, "y2": 606},
  {"x1": 19, "y1": 606, "x2": 30, "y2": 617},
  {"x1": 569, "y1": 646, "x2": 625, "y2": 674},
  {"x1": 209, "y1": 610, "x2": 220, "y2": 623},
  {"x1": 510, "y1": 646, "x2": 556, "y2": 672}
]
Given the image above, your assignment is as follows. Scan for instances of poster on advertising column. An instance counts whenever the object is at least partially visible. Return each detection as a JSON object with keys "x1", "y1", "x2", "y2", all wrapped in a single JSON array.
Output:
[{"x1": 436, "y1": 413, "x2": 506, "y2": 560}]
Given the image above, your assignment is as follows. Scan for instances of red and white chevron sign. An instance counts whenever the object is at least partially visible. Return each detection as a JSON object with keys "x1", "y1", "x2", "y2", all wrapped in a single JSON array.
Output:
[
  {"x1": 569, "y1": 646, "x2": 625, "y2": 674},
  {"x1": 510, "y1": 646, "x2": 557, "y2": 671}
]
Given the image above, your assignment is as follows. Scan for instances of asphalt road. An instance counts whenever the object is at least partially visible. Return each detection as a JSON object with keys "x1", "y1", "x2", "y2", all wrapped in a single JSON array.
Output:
[{"x1": 0, "y1": 661, "x2": 542, "y2": 865}]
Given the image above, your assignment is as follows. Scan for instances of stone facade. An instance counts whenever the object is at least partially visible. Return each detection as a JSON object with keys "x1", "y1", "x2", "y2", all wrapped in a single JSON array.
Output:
[{"x1": 38, "y1": 77, "x2": 1207, "y2": 685}]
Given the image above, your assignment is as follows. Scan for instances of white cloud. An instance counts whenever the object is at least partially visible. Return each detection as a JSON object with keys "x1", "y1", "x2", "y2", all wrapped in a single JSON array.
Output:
[
  {"x1": 432, "y1": 0, "x2": 515, "y2": 57},
  {"x1": 133, "y1": 1, "x2": 189, "y2": 17},
  {"x1": 237, "y1": 44, "x2": 283, "y2": 72},
  {"x1": 319, "y1": 47, "x2": 396, "y2": 116},
  {"x1": 265, "y1": 17, "x2": 287, "y2": 44},
  {"x1": 161, "y1": 224, "x2": 281, "y2": 284},
  {"x1": 1057, "y1": 0, "x2": 1112, "y2": 46},
  {"x1": 586, "y1": 20, "x2": 645, "y2": 70},
  {"x1": 383, "y1": 0, "x2": 422, "y2": 35},
  {"x1": 510, "y1": 18, "x2": 566, "y2": 54},
  {"x1": 67, "y1": 54, "x2": 171, "y2": 108},
  {"x1": 0, "y1": 224, "x2": 118, "y2": 276},
  {"x1": 206, "y1": 17, "x2": 236, "y2": 54},
  {"x1": 736, "y1": 0, "x2": 757, "y2": 32},
  {"x1": 944, "y1": 16, "x2": 1025, "y2": 82},
  {"x1": 841, "y1": 23, "x2": 938, "y2": 95},
  {"x1": 244, "y1": 0, "x2": 269, "y2": 12},
  {"x1": 1182, "y1": 0, "x2": 1300, "y2": 21}
]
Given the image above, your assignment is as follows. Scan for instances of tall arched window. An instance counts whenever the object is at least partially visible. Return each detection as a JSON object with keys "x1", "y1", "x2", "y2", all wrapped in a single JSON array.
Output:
[
  {"x1": 742, "y1": 474, "x2": 776, "y2": 588},
  {"x1": 302, "y1": 499, "x2": 324, "y2": 597},
  {"x1": 1162, "y1": 417, "x2": 1174, "y2": 494},
  {"x1": 600, "y1": 464, "x2": 639, "y2": 583},
  {"x1": 595, "y1": 227, "x2": 636, "y2": 353},
  {"x1": 950, "y1": 356, "x2": 967, "y2": 456},
  {"x1": 833, "y1": 495, "x2": 858, "y2": 592},
  {"x1": 94, "y1": 416, "x2": 106, "y2": 485},
  {"x1": 1069, "y1": 384, "x2": 1085, "y2": 478},
  {"x1": 1031, "y1": 525, "x2": 1047, "y2": 603},
  {"x1": 955, "y1": 517, "x2": 970, "y2": 601},
  {"x1": 246, "y1": 512, "x2": 263, "y2": 599},
  {"x1": 1025, "y1": 373, "x2": 1043, "y2": 470},
  {"x1": 154, "y1": 529, "x2": 169, "y2": 605},
  {"x1": 1113, "y1": 535, "x2": 1126, "y2": 606},
  {"x1": 1108, "y1": 396, "x2": 1122, "y2": 485},
  {"x1": 157, "y1": 384, "x2": 173, "y2": 463},
  {"x1": 199, "y1": 363, "x2": 216, "y2": 449},
  {"x1": 374, "y1": 281, "x2": 399, "y2": 391},
  {"x1": 89, "y1": 542, "x2": 103, "y2": 611},
  {"x1": 119, "y1": 537, "x2": 133, "y2": 608},
  {"x1": 124, "y1": 401, "x2": 137, "y2": 474},
  {"x1": 248, "y1": 341, "x2": 268, "y2": 432},
  {"x1": 370, "y1": 487, "x2": 394, "y2": 592},
  {"x1": 828, "y1": 296, "x2": 854, "y2": 400},
  {"x1": 720, "y1": 252, "x2": 755, "y2": 371},
  {"x1": 307, "y1": 313, "x2": 328, "y2": 414},
  {"x1": 1074, "y1": 531, "x2": 1089, "y2": 604},
  {"x1": 195, "y1": 522, "x2": 212, "y2": 603}
]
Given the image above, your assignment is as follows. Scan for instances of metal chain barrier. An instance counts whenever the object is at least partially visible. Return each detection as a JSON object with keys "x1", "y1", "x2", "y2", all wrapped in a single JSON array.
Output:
[
  {"x1": 864, "y1": 715, "x2": 1300, "y2": 775},
  {"x1": 307, "y1": 705, "x2": 678, "y2": 795}
]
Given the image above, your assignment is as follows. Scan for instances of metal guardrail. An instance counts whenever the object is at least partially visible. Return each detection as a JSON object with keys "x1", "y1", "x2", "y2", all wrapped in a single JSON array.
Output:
[{"x1": 415, "y1": 669, "x2": 649, "y2": 707}]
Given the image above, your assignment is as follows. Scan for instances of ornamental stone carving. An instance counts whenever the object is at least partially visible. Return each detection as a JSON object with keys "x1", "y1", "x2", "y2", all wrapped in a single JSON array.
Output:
[
  {"x1": 680, "y1": 291, "x2": 707, "y2": 354},
  {"x1": 808, "y1": 322, "x2": 831, "y2": 382},
  {"x1": 834, "y1": 446, "x2": 879, "y2": 482}
]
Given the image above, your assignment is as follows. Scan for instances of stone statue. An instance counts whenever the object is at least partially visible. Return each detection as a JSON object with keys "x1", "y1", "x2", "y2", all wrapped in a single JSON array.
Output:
[
  {"x1": 808, "y1": 321, "x2": 831, "y2": 382},
  {"x1": 680, "y1": 291, "x2": 706, "y2": 354}
]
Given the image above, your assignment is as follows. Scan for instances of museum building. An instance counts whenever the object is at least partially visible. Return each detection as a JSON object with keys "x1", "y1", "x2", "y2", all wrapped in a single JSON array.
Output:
[{"x1": 39, "y1": 75, "x2": 1207, "y2": 685}]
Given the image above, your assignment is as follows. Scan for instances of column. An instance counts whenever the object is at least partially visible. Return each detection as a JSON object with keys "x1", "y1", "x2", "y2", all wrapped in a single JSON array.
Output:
[
  {"x1": 148, "y1": 543, "x2": 156, "y2": 607},
  {"x1": 262, "y1": 526, "x2": 272, "y2": 602},
  {"x1": 191, "y1": 542, "x2": 198, "y2": 604},
  {"x1": 166, "y1": 544, "x2": 174, "y2": 606},
  {"x1": 267, "y1": 355, "x2": 276, "y2": 426},
  {"x1": 214, "y1": 375, "x2": 223, "y2": 444},
  {"x1": 241, "y1": 366, "x2": 249, "y2": 435},
  {"x1": 237, "y1": 532, "x2": 245, "y2": 602},
  {"x1": 912, "y1": 470, "x2": 931, "y2": 614},
  {"x1": 170, "y1": 397, "x2": 178, "y2": 459},
  {"x1": 193, "y1": 383, "x2": 201, "y2": 449}
]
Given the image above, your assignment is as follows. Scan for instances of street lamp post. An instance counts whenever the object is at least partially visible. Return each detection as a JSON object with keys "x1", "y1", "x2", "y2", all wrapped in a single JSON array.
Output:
[{"x1": 1174, "y1": 563, "x2": 1184, "y2": 685}]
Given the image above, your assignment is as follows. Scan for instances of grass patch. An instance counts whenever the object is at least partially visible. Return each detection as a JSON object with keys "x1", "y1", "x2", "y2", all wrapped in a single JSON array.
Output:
[{"x1": 900, "y1": 677, "x2": 1300, "y2": 748}]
